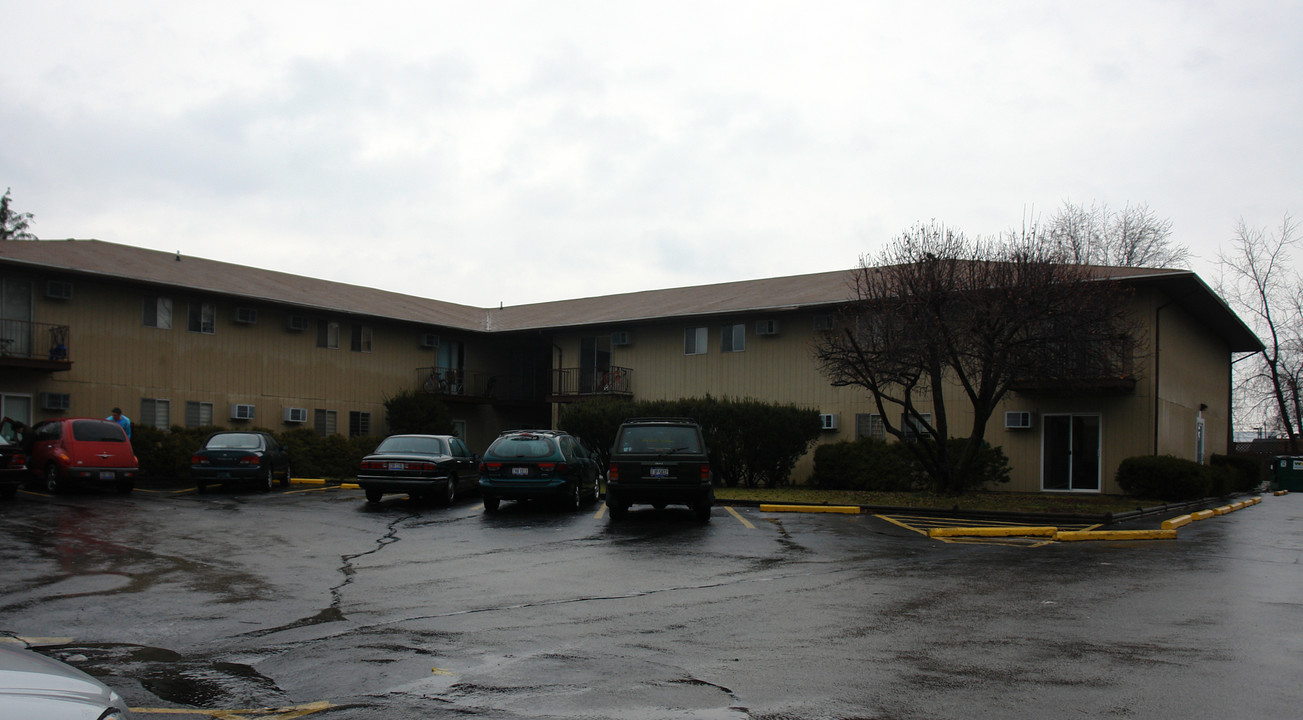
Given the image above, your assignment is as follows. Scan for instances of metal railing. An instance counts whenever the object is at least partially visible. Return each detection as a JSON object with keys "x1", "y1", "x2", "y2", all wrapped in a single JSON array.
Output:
[
  {"x1": 550, "y1": 366, "x2": 634, "y2": 398},
  {"x1": 0, "y1": 320, "x2": 71, "y2": 364},
  {"x1": 415, "y1": 366, "x2": 539, "y2": 402}
]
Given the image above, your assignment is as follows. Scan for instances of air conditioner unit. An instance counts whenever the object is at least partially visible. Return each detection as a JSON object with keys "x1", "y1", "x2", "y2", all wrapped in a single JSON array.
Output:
[
  {"x1": 286, "y1": 315, "x2": 309, "y2": 332},
  {"x1": 1004, "y1": 411, "x2": 1033, "y2": 429},
  {"x1": 420, "y1": 333, "x2": 440, "y2": 348},
  {"x1": 234, "y1": 307, "x2": 258, "y2": 324},
  {"x1": 611, "y1": 331, "x2": 632, "y2": 346},
  {"x1": 229, "y1": 403, "x2": 256, "y2": 421},
  {"x1": 284, "y1": 407, "x2": 308, "y2": 423},
  {"x1": 813, "y1": 315, "x2": 835, "y2": 331},
  {"x1": 45, "y1": 280, "x2": 73, "y2": 300},
  {"x1": 819, "y1": 413, "x2": 839, "y2": 431},
  {"x1": 755, "y1": 319, "x2": 779, "y2": 336},
  {"x1": 42, "y1": 392, "x2": 71, "y2": 411}
]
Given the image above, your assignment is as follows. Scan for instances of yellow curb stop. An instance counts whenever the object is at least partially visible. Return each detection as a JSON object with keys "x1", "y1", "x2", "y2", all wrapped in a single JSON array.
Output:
[
  {"x1": 1054, "y1": 529, "x2": 1177, "y2": 541},
  {"x1": 927, "y1": 526, "x2": 1058, "y2": 538},
  {"x1": 760, "y1": 504, "x2": 861, "y2": 514}
]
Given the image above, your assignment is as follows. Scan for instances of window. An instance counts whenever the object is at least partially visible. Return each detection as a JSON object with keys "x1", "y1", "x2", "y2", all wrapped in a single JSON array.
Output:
[
  {"x1": 684, "y1": 327, "x2": 708, "y2": 355},
  {"x1": 317, "y1": 320, "x2": 339, "y2": 349},
  {"x1": 351, "y1": 324, "x2": 372, "y2": 352},
  {"x1": 349, "y1": 411, "x2": 371, "y2": 437},
  {"x1": 901, "y1": 412, "x2": 932, "y2": 442},
  {"x1": 143, "y1": 297, "x2": 173, "y2": 329},
  {"x1": 721, "y1": 323, "x2": 745, "y2": 353},
  {"x1": 185, "y1": 401, "x2": 214, "y2": 428},
  {"x1": 187, "y1": 302, "x2": 215, "y2": 334},
  {"x1": 314, "y1": 409, "x2": 337, "y2": 436},
  {"x1": 139, "y1": 398, "x2": 171, "y2": 430},
  {"x1": 855, "y1": 414, "x2": 885, "y2": 441}
]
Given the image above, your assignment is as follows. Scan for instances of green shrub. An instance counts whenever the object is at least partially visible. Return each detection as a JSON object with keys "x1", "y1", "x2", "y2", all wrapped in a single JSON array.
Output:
[
  {"x1": 384, "y1": 391, "x2": 454, "y2": 435},
  {"x1": 810, "y1": 437, "x2": 1010, "y2": 492},
  {"x1": 1208, "y1": 454, "x2": 1261, "y2": 496},
  {"x1": 132, "y1": 425, "x2": 220, "y2": 479},
  {"x1": 1115, "y1": 455, "x2": 1212, "y2": 501},
  {"x1": 132, "y1": 425, "x2": 383, "y2": 482}
]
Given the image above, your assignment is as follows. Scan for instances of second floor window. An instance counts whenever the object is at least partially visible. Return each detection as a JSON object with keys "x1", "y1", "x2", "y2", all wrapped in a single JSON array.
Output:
[
  {"x1": 188, "y1": 303, "x2": 215, "y2": 334},
  {"x1": 684, "y1": 327, "x2": 707, "y2": 355},
  {"x1": 721, "y1": 323, "x2": 745, "y2": 352},
  {"x1": 351, "y1": 324, "x2": 372, "y2": 352},
  {"x1": 317, "y1": 320, "x2": 339, "y2": 349},
  {"x1": 143, "y1": 297, "x2": 173, "y2": 329}
]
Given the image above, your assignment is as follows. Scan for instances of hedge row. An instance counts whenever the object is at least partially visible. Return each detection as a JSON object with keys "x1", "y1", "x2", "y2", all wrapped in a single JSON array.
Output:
[
  {"x1": 809, "y1": 437, "x2": 1011, "y2": 492},
  {"x1": 1114, "y1": 453, "x2": 1260, "y2": 502},
  {"x1": 131, "y1": 425, "x2": 382, "y2": 481},
  {"x1": 558, "y1": 395, "x2": 823, "y2": 488}
]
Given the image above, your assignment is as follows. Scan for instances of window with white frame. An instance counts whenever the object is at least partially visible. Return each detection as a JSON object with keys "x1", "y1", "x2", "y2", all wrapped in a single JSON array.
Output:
[
  {"x1": 143, "y1": 297, "x2": 173, "y2": 329},
  {"x1": 855, "y1": 413, "x2": 885, "y2": 440},
  {"x1": 350, "y1": 324, "x2": 372, "y2": 352},
  {"x1": 901, "y1": 412, "x2": 932, "y2": 442},
  {"x1": 349, "y1": 411, "x2": 371, "y2": 437},
  {"x1": 139, "y1": 398, "x2": 171, "y2": 430},
  {"x1": 187, "y1": 302, "x2": 215, "y2": 334},
  {"x1": 684, "y1": 327, "x2": 708, "y2": 355},
  {"x1": 314, "y1": 409, "x2": 337, "y2": 436},
  {"x1": 721, "y1": 323, "x2": 745, "y2": 353},
  {"x1": 185, "y1": 401, "x2": 213, "y2": 428},
  {"x1": 317, "y1": 320, "x2": 339, "y2": 349}
]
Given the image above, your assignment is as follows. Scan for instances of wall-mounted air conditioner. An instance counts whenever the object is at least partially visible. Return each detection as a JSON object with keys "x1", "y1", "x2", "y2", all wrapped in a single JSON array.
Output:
[
  {"x1": 1004, "y1": 411, "x2": 1033, "y2": 429},
  {"x1": 284, "y1": 407, "x2": 308, "y2": 423},
  {"x1": 230, "y1": 403, "x2": 256, "y2": 421},
  {"x1": 819, "y1": 413, "x2": 839, "y2": 431},
  {"x1": 42, "y1": 392, "x2": 71, "y2": 411},
  {"x1": 611, "y1": 331, "x2": 632, "y2": 346},
  {"x1": 235, "y1": 307, "x2": 258, "y2": 324},
  {"x1": 756, "y1": 319, "x2": 779, "y2": 336},
  {"x1": 420, "y1": 333, "x2": 440, "y2": 348},
  {"x1": 286, "y1": 315, "x2": 309, "y2": 332},
  {"x1": 45, "y1": 280, "x2": 73, "y2": 300}
]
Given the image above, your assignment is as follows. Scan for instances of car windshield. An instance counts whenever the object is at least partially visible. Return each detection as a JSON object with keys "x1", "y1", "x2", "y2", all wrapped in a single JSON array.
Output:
[
  {"x1": 376, "y1": 436, "x2": 446, "y2": 455},
  {"x1": 489, "y1": 436, "x2": 555, "y2": 459},
  {"x1": 619, "y1": 426, "x2": 701, "y2": 453},
  {"x1": 71, "y1": 420, "x2": 127, "y2": 442},
  {"x1": 205, "y1": 433, "x2": 263, "y2": 450}
]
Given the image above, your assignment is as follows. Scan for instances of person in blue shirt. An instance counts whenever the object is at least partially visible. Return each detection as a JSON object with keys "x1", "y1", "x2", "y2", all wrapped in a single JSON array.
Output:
[{"x1": 106, "y1": 407, "x2": 132, "y2": 438}]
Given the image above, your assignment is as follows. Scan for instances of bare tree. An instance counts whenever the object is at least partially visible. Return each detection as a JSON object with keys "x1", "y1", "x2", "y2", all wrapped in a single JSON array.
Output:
[
  {"x1": 815, "y1": 221, "x2": 1138, "y2": 494},
  {"x1": 1219, "y1": 215, "x2": 1302, "y2": 451},
  {"x1": 1, "y1": 188, "x2": 37, "y2": 241},
  {"x1": 1047, "y1": 200, "x2": 1186, "y2": 268}
]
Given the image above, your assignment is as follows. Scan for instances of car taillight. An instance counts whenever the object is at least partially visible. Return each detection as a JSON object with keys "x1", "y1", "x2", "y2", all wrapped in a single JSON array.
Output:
[
  {"x1": 700, "y1": 464, "x2": 710, "y2": 481},
  {"x1": 238, "y1": 455, "x2": 260, "y2": 465},
  {"x1": 608, "y1": 465, "x2": 618, "y2": 481},
  {"x1": 480, "y1": 462, "x2": 501, "y2": 473},
  {"x1": 7, "y1": 453, "x2": 25, "y2": 468},
  {"x1": 537, "y1": 462, "x2": 567, "y2": 474},
  {"x1": 191, "y1": 455, "x2": 209, "y2": 464}
]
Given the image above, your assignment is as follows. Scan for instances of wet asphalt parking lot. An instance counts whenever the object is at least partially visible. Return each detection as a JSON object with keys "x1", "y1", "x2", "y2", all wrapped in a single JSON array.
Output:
[{"x1": 1, "y1": 482, "x2": 1300, "y2": 719}]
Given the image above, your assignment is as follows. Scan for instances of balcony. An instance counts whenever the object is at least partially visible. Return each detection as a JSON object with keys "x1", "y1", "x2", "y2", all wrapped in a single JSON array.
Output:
[
  {"x1": 415, "y1": 366, "x2": 540, "y2": 403},
  {"x1": 0, "y1": 320, "x2": 72, "y2": 371},
  {"x1": 549, "y1": 366, "x2": 634, "y2": 401}
]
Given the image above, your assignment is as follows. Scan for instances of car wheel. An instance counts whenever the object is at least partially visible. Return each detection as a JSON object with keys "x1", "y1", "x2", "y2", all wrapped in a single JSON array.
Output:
[
  {"x1": 607, "y1": 502, "x2": 627, "y2": 520},
  {"x1": 44, "y1": 464, "x2": 62, "y2": 495},
  {"x1": 280, "y1": 463, "x2": 292, "y2": 487},
  {"x1": 196, "y1": 482, "x2": 207, "y2": 494},
  {"x1": 568, "y1": 482, "x2": 582, "y2": 511},
  {"x1": 483, "y1": 496, "x2": 500, "y2": 513},
  {"x1": 652, "y1": 502, "x2": 667, "y2": 510},
  {"x1": 261, "y1": 467, "x2": 274, "y2": 492},
  {"x1": 444, "y1": 474, "x2": 457, "y2": 505},
  {"x1": 365, "y1": 488, "x2": 383, "y2": 504},
  {"x1": 116, "y1": 481, "x2": 133, "y2": 494},
  {"x1": 586, "y1": 477, "x2": 600, "y2": 505},
  {"x1": 0, "y1": 485, "x2": 16, "y2": 500},
  {"x1": 695, "y1": 499, "x2": 712, "y2": 522}
]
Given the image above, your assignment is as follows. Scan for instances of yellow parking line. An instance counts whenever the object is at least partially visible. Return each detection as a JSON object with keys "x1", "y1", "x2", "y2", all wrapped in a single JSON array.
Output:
[
  {"x1": 594, "y1": 503, "x2": 607, "y2": 519},
  {"x1": 874, "y1": 514, "x2": 931, "y2": 537},
  {"x1": 132, "y1": 700, "x2": 334, "y2": 717},
  {"x1": 725, "y1": 506, "x2": 755, "y2": 529}
]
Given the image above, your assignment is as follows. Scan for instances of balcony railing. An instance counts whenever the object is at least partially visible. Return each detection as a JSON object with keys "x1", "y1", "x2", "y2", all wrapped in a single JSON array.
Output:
[
  {"x1": 550, "y1": 366, "x2": 634, "y2": 400},
  {"x1": 0, "y1": 320, "x2": 72, "y2": 370},
  {"x1": 415, "y1": 366, "x2": 539, "y2": 403}
]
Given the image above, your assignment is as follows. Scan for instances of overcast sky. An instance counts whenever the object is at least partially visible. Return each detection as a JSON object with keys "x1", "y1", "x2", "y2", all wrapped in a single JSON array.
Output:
[{"x1": 3, "y1": 1, "x2": 1300, "y2": 307}]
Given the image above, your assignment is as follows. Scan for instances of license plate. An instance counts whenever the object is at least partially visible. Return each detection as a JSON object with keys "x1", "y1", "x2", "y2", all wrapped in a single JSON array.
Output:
[
  {"x1": 389, "y1": 463, "x2": 406, "y2": 471},
  {"x1": 99, "y1": 471, "x2": 115, "y2": 480},
  {"x1": 512, "y1": 467, "x2": 530, "y2": 476},
  {"x1": 650, "y1": 467, "x2": 669, "y2": 477}
]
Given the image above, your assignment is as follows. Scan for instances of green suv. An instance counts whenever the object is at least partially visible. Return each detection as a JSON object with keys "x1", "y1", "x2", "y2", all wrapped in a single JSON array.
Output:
[{"x1": 605, "y1": 417, "x2": 713, "y2": 521}]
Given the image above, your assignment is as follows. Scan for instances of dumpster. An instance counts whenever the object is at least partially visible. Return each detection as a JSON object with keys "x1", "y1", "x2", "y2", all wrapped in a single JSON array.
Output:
[{"x1": 1271, "y1": 456, "x2": 1303, "y2": 492}]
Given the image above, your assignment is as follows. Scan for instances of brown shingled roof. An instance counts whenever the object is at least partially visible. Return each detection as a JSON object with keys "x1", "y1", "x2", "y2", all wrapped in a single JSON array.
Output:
[{"x1": 0, "y1": 239, "x2": 1262, "y2": 352}]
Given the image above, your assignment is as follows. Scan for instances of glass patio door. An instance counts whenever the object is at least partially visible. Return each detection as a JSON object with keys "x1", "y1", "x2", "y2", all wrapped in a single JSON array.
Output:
[{"x1": 1042, "y1": 414, "x2": 1101, "y2": 491}]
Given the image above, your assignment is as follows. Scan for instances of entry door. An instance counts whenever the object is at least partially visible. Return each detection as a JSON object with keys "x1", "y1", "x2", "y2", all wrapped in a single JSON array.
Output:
[
  {"x1": 579, "y1": 336, "x2": 611, "y2": 393},
  {"x1": 1042, "y1": 414, "x2": 1101, "y2": 491},
  {"x1": 1, "y1": 277, "x2": 33, "y2": 356}
]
